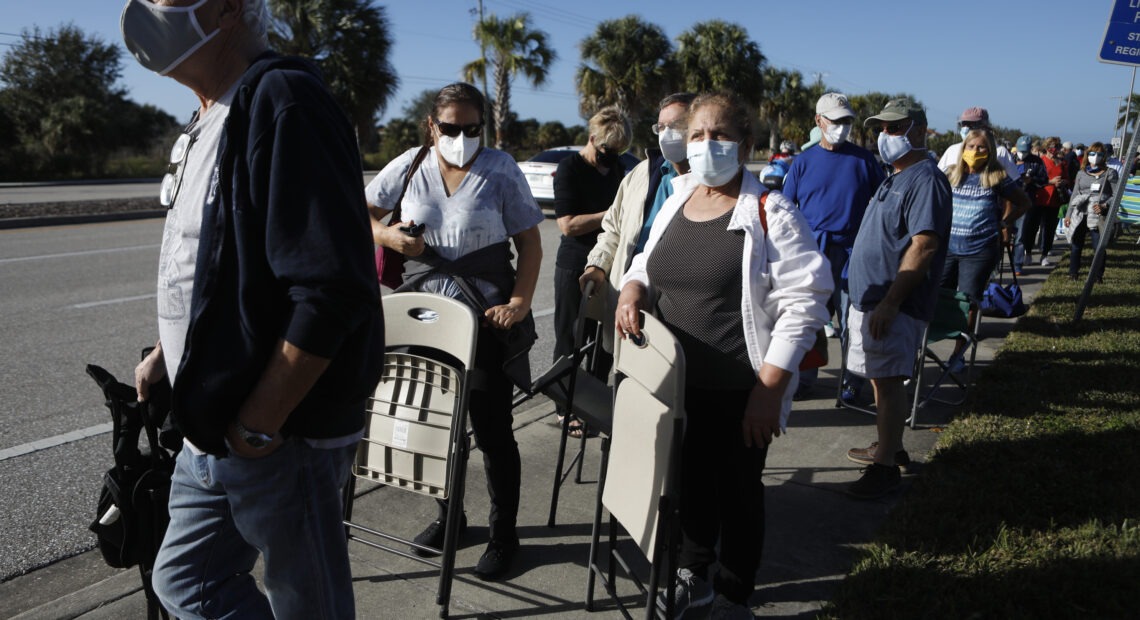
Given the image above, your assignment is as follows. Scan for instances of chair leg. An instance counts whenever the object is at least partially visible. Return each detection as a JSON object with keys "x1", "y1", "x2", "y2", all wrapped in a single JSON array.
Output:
[
  {"x1": 548, "y1": 408, "x2": 573, "y2": 527},
  {"x1": 585, "y1": 436, "x2": 611, "y2": 611}
]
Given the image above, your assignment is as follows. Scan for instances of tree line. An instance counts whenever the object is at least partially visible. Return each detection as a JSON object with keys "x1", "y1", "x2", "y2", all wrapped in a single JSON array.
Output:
[{"x1": 3, "y1": 3, "x2": 1056, "y2": 182}]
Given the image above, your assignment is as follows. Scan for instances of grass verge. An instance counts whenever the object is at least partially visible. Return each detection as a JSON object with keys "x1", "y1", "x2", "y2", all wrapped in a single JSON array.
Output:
[{"x1": 822, "y1": 241, "x2": 1140, "y2": 620}]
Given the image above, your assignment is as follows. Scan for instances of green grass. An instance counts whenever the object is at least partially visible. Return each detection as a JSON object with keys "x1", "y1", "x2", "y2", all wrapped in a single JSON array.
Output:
[{"x1": 822, "y1": 241, "x2": 1140, "y2": 620}]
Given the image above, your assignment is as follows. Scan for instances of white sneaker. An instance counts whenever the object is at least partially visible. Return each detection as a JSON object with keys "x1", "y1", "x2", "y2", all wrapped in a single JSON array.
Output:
[{"x1": 1040, "y1": 258, "x2": 1053, "y2": 267}]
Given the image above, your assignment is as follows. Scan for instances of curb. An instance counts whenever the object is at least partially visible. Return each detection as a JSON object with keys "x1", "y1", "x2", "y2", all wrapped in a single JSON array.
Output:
[{"x1": 0, "y1": 210, "x2": 167, "y2": 230}]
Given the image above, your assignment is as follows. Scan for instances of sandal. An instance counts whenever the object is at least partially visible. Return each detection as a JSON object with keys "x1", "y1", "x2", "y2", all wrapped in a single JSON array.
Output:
[{"x1": 557, "y1": 414, "x2": 585, "y2": 439}]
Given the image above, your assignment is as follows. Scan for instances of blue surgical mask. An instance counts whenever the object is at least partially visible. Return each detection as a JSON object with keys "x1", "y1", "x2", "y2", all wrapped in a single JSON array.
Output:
[
  {"x1": 121, "y1": 0, "x2": 219, "y2": 75},
  {"x1": 686, "y1": 140, "x2": 741, "y2": 187},
  {"x1": 878, "y1": 121, "x2": 915, "y2": 165},
  {"x1": 658, "y1": 128, "x2": 687, "y2": 164},
  {"x1": 960, "y1": 126, "x2": 970, "y2": 140}
]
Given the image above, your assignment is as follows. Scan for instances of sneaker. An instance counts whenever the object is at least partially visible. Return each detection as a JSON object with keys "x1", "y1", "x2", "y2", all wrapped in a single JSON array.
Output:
[
  {"x1": 847, "y1": 463, "x2": 901, "y2": 499},
  {"x1": 840, "y1": 385, "x2": 861, "y2": 404},
  {"x1": 411, "y1": 513, "x2": 467, "y2": 558},
  {"x1": 709, "y1": 593, "x2": 754, "y2": 619},
  {"x1": 846, "y1": 442, "x2": 910, "y2": 467},
  {"x1": 657, "y1": 567, "x2": 714, "y2": 619},
  {"x1": 823, "y1": 322, "x2": 837, "y2": 338},
  {"x1": 1040, "y1": 257, "x2": 1053, "y2": 267},
  {"x1": 473, "y1": 538, "x2": 519, "y2": 581}
]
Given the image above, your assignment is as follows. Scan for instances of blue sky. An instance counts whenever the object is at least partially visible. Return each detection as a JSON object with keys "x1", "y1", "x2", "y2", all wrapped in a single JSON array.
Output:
[{"x1": 0, "y1": 1, "x2": 1132, "y2": 146}]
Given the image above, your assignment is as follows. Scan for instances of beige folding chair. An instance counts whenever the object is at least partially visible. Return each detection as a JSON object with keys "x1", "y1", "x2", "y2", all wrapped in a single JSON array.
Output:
[
  {"x1": 343, "y1": 292, "x2": 478, "y2": 619},
  {"x1": 585, "y1": 311, "x2": 686, "y2": 619},
  {"x1": 512, "y1": 280, "x2": 613, "y2": 527}
]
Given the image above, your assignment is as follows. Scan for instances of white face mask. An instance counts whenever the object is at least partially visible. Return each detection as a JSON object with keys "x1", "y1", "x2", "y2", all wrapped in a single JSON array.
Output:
[
  {"x1": 824, "y1": 122, "x2": 851, "y2": 146},
  {"x1": 959, "y1": 126, "x2": 971, "y2": 140},
  {"x1": 878, "y1": 121, "x2": 915, "y2": 165},
  {"x1": 120, "y1": 0, "x2": 219, "y2": 76},
  {"x1": 1087, "y1": 153, "x2": 1102, "y2": 167},
  {"x1": 1075, "y1": 149, "x2": 1084, "y2": 157},
  {"x1": 686, "y1": 140, "x2": 741, "y2": 187},
  {"x1": 658, "y1": 128, "x2": 687, "y2": 164},
  {"x1": 1017, "y1": 151, "x2": 1026, "y2": 161},
  {"x1": 437, "y1": 134, "x2": 481, "y2": 168}
]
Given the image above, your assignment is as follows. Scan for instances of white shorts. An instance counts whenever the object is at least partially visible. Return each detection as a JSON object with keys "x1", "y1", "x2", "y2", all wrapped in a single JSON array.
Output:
[{"x1": 846, "y1": 306, "x2": 926, "y2": 380}]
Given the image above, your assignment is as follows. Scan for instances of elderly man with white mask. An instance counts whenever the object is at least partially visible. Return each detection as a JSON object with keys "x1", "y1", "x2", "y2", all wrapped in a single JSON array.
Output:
[{"x1": 123, "y1": 1, "x2": 384, "y2": 617}]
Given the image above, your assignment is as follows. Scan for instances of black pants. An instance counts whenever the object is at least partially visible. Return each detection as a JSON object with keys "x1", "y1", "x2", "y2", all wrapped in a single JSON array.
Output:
[
  {"x1": 438, "y1": 325, "x2": 520, "y2": 543},
  {"x1": 1069, "y1": 218, "x2": 1105, "y2": 280},
  {"x1": 677, "y1": 386, "x2": 769, "y2": 606},
  {"x1": 1020, "y1": 204, "x2": 1059, "y2": 258},
  {"x1": 552, "y1": 265, "x2": 612, "y2": 376}
]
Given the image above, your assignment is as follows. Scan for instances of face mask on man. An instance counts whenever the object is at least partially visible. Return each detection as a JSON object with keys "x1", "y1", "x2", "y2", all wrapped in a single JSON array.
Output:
[
  {"x1": 658, "y1": 128, "x2": 687, "y2": 164},
  {"x1": 824, "y1": 122, "x2": 851, "y2": 146},
  {"x1": 1017, "y1": 151, "x2": 1026, "y2": 161},
  {"x1": 437, "y1": 134, "x2": 481, "y2": 168},
  {"x1": 959, "y1": 126, "x2": 972, "y2": 140},
  {"x1": 1075, "y1": 149, "x2": 1084, "y2": 157},
  {"x1": 120, "y1": 0, "x2": 219, "y2": 75},
  {"x1": 686, "y1": 140, "x2": 741, "y2": 187},
  {"x1": 878, "y1": 121, "x2": 914, "y2": 165}
]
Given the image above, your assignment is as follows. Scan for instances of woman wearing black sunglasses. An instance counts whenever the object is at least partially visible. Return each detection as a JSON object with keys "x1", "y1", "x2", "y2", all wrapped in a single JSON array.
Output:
[{"x1": 364, "y1": 82, "x2": 544, "y2": 581}]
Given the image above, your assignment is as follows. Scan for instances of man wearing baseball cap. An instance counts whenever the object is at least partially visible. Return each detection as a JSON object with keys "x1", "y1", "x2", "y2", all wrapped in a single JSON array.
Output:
[
  {"x1": 782, "y1": 93, "x2": 884, "y2": 402},
  {"x1": 844, "y1": 98, "x2": 952, "y2": 498},
  {"x1": 937, "y1": 106, "x2": 1020, "y2": 181}
]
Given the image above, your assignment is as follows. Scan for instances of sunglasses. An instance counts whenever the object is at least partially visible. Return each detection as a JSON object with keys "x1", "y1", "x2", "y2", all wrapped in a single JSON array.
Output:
[
  {"x1": 433, "y1": 117, "x2": 483, "y2": 138},
  {"x1": 881, "y1": 121, "x2": 911, "y2": 136},
  {"x1": 160, "y1": 131, "x2": 196, "y2": 208}
]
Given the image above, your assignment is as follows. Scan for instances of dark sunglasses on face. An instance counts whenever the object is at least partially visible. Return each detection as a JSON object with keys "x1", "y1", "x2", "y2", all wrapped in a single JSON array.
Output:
[
  {"x1": 433, "y1": 117, "x2": 483, "y2": 138},
  {"x1": 882, "y1": 122, "x2": 909, "y2": 135}
]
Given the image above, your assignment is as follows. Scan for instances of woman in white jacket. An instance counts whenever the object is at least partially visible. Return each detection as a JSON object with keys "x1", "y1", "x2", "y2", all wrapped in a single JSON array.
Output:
[{"x1": 615, "y1": 92, "x2": 832, "y2": 617}]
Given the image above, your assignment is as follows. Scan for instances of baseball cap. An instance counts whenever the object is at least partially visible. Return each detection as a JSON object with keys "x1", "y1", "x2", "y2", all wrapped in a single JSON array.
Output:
[
  {"x1": 1016, "y1": 135, "x2": 1031, "y2": 152},
  {"x1": 816, "y1": 92, "x2": 855, "y2": 121},
  {"x1": 801, "y1": 126, "x2": 822, "y2": 151},
  {"x1": 864, "y1": 98, "x2": 927, "y2": 127},
  {"x1": 958, "y1": 106, "x2": 989, "y2": 125},
  {"x1": 1062, "y1": 141, "x2": 1073, "y2": 149}
]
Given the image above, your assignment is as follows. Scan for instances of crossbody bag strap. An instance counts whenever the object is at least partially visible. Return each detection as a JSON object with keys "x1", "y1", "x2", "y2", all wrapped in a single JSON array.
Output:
[{"x1": 389, "y1": 145, "x2": 431, "y2": 224}]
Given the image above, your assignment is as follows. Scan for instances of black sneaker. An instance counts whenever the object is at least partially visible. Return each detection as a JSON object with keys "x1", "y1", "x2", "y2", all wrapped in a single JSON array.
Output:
[
  {"x1": 656, "y1": 567, "x2": 714, "y2": 619},
  {"x1": 847, "y1": 463, "x2": 901, "y2": 499},
  {"x1": 846, "y1": 441, "x2": 910, "y2": 467},
  {"x1": 473, "y1": 538, "x2": 519, "y2": 581},
  {"x1": 709, "y1": 593, "x2": 755, "y2": 619},
  {"x1": 411, "y1": 513, "x2": 467, "y2": 558}
]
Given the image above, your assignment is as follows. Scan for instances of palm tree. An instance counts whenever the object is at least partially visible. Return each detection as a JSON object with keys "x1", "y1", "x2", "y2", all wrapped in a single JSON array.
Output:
[
  {"x1": 1116, "y1": 93, "x2": 1140, "y2": 137},
  {"x1": 758, "y1": 67, "x2": 813, "y2": 152},
  {"x1": 463, "y1": 13, "x2": 556, "y2": 150},
  {"x1": 269, "y1": 0, "x2": 399, "y2": 151},
  {"x1": 575, "y1": 16, "x2": 673, "y2": 148},
  {"x1": 672, "y1": 21, "x2": 765, "y2": 109}
]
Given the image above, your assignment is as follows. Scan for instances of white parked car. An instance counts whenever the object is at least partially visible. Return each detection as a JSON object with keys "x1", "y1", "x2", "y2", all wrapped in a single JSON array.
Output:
[{"x1": 518, "y1": 146, "x2": 641, "y2": 206}]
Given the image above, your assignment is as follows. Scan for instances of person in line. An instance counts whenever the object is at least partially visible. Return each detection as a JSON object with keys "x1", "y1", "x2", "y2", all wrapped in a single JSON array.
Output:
[
  {"x1": 615, "y1": 92, "x2": 831, "y2": 619},
  {"x1": 941, "y1": 129, "x2": 1031, "y2": 370},
  {"x1": 579, "y1": 93, "x2": 696, "y2": 348},
  {"x1": 781, "y1": 92, "x2": 885, "y2": 402},
  {"x1": 365, "y1": 82, "x2": 543, "y2": 581},
  {"x1": 124, "y1": 1, "x2": 385, "y2": 617},
  {"x1": 551, "y1": 106, "x2": 630, "y2": 434},
  {"x1": 937, "y1": 106, "x2": 1020, "y2": 182},
  {"x1": 844, "y1": 99, "x2": 952, "y2": 499},
  {"x1": 1065, "y1": 141, "x2": 1119, "y2": 282},
  {"x1": 1037, "y1": 136, "x2": 1070, "y2": 266},
  {"x1": 1012, "y1": 135, "x2": 1050, "y2": 275}
]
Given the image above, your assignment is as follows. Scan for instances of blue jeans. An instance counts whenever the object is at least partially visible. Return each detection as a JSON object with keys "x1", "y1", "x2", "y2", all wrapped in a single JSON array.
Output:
[
  {"x1": 800, "y1": 243, "x2": 862, "y2": 393},
  {"x1": 153, "y1": 438, "x2": 357, "y2": 620},
  {"x1": 941, "y1": 241, "x2": 1002, "y2": 303}
]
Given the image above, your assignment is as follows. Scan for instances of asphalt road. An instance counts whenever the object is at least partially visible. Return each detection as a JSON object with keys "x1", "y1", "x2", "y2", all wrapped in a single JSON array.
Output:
[{"x1": 0, "y1": 213, "x2": 566, "y2": 581}]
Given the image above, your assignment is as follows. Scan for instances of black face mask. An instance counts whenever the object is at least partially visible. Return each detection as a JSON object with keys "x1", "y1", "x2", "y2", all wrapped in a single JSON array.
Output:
[{"x1": 601, "y1": 150, "x2": 622, "y2": 168}]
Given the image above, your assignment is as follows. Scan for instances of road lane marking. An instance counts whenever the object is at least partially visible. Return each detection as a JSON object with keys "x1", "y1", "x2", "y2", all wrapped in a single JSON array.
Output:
[
  {"x1": 72, "y1": 294, "x2": 156, "y2": 309},
  {"x1": 0, "y1": 423, "x2": 112, "y2": 462},
  {"x1": 0, "y1": 244, "x2": 160, "y2": 264}
]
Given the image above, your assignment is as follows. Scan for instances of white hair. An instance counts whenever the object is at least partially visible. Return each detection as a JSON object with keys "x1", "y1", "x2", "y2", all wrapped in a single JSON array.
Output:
[{"x1": 242, "y1": 0, "x2": 270, "y2": 44}]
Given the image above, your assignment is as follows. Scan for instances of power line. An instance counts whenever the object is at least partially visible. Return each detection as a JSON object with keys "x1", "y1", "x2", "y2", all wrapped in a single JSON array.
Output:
[{"x1": 486, "y1": 0, "x2": 596, "y2": 30}]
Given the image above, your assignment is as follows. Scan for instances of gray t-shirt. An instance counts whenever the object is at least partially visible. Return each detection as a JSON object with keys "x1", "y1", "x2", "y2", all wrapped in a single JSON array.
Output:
[
  {"x1": 364, "y1": 146, "x2": 543, "y2": 305},
  {"x1": 848, "y1": 158, "x2": 952, "y2": 322},
  {"x1": 157, "y1": 85, "x2": 235, "y2": 383}
]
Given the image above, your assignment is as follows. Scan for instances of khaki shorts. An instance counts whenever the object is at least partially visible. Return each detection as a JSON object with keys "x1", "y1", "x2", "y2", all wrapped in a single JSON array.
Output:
[{"x1": 846, "y1": 306, "x2": 926, "y2": 380}]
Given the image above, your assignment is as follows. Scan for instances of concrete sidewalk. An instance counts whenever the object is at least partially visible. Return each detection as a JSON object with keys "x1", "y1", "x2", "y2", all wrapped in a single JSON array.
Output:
[{"x1": 0, "y1": 261, "x2": 1056, "y2": 620}]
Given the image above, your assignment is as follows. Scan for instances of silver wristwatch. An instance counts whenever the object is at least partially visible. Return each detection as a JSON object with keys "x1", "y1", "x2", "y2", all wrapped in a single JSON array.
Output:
[{"x1": 235, "y1": 420, "x2": 275, "y2": 449}]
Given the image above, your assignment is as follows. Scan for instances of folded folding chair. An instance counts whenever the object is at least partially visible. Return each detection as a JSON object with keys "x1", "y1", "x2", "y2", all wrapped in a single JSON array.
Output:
[
  {"x1": 512, "y1": 280, "x2": 613, "y2": 527},
  {"x1": 1120, "y1": 174, "x2": 1140, "y2": 243},
  {"x1": 836, "y1": 288, "x2": 979, "y2": 428},
  {"x1": 343, "y1": 292, "x2": 478, "y2": 619},
  {"x1": 585, "y1": 311, "x2": 686, "y2": 619}
]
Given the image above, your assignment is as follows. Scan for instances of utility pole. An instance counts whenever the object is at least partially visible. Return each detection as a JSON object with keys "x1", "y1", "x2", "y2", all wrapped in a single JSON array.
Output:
[{"x1": 477, "y1": 0, "x2": 491, "y2": 147}]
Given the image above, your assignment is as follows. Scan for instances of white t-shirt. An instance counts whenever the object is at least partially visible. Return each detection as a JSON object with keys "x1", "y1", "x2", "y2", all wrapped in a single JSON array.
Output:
[
  {"x1": 364, "y1": 146, "x2": 543, "y2": 305},
  {"x1": 157, "y1": 85, "x2": 236, "y2": 384},
  {"x1": 938, "y1": 142, "x2": 1021, "y2": 181}
]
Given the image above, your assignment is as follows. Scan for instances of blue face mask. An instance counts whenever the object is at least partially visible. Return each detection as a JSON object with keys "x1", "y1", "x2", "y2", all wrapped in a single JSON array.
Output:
[
  {"x1": 959, "y1": 126, "x2": 971, "y2": 140},
  {"x1": 120, "y1": 0, "x2": 219, "y2": 75},
  {"x1": 878, "y1": 121, "x2": 915, "y2": 165},
  {"x1": 686, "y1": 140, "x2": 741, "y2": 187}
]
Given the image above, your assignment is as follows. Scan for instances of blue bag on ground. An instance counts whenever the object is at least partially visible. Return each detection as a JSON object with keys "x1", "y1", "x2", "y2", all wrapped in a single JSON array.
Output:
[{"x1": 981, "y1": 246, "x2": 1028, "y2": 318}]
